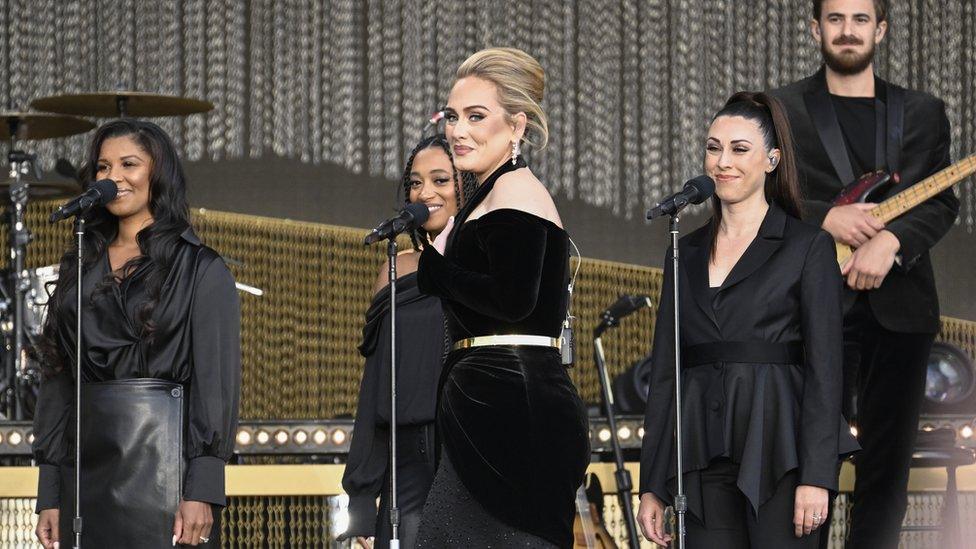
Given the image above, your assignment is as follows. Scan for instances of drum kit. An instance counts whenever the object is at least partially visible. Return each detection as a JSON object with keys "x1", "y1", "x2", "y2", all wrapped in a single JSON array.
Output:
[{"x1": 0, "y1": 91, "x2": 213, "y2": 420}]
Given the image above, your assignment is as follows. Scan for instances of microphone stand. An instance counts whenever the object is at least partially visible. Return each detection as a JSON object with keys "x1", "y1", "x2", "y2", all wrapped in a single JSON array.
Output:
[
  {"x1": 593, "y1": 320, "x2": 640, "y2": 549},
  {"x1": 73, "y1": 215, "x2": 85, "y2": 548},
  {"x1": 647, "y1": 176, "x2": 712, "y2": 549},
  {"x1": 668, "y1": 213, "x2": 687, "y2": 549},
  {"x1": 385, "y1": 237, "x2": 401, "y2": 548}
]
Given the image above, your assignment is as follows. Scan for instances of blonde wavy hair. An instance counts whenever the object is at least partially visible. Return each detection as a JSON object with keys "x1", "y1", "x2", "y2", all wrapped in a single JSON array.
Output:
[{"x1": 455, "y1": 47, "x2": 549, "y2": 150}]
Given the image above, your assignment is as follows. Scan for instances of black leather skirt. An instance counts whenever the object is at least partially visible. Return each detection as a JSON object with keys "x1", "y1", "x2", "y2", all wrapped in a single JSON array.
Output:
[{"x1": 58, "y1": 378, "x2": 188, "y2": 548}]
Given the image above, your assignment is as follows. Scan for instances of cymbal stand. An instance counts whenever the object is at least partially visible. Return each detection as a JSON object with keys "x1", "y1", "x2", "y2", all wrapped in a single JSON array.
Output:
[
  {"x1": 116, "y1": 96, "x2": 129, "y2": 118},
  {"x1": 3, "y1": 121, "x2": 35, "y2": 420}
]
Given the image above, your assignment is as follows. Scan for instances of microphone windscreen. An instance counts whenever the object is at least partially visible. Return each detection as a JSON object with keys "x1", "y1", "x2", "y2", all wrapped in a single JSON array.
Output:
[
  {"x1": 90, "y1": 178, "x2": 119, "y2": 204},
  {"x1": 687, "y1": 175, "x2": 715, "y2": 204},
  {"x1": 404, "y1": 201, "x2": 431, "y2": 226}
]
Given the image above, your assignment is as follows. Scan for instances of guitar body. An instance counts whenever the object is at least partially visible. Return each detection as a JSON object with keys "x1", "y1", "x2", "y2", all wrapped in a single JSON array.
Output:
[
  {"x1": 573, "y1": 475, "x2": 620, "y2": 549},
  {"x1": 572, "y1": 503, "x2": 618, "y2": 549},
  {"x1": 827, "y1": 154, "x2": 976, "y2": 266},
  {"x1": 832, "y1": 170, "x2": 892, "y2": 206},
  {"x1": 836, "y1": 242, "x2": 854, "y2": 265},
  {"x1": 832, "y1": 171, "x2": 891, "y2": 266}
]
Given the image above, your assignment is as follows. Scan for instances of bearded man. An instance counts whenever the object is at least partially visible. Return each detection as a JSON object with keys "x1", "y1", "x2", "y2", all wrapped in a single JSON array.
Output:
[{"x1": 770, "y1": 1, "x2": 959, "y2": 547}]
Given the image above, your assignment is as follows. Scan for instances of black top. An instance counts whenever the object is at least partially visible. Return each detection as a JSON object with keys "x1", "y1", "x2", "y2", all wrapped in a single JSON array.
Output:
[
  {"x1": 417, "y1": 157, "x2": 569, "y2": 340},
  {"x1": 32, "y1": 228, "x2": 242, "y2": 509},
  {"x1": 830, "y1": 94, "x2": 876, "y2": 175},
  {"x1": 770, "y1": 68, "x2": 959, "y2": 334},
  {"x1": 639, "y1": 205, "x2": 859, "y2": 523},
  {"x1": 342, "y1": 272, "x2": 445, "y2": 534}
]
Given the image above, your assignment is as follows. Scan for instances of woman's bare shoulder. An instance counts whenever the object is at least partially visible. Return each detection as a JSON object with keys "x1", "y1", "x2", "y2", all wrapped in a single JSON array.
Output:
[
  {"x1": 483, "y1": 170, "x2": 562, "y2": 227},
  {"x1": 372, "y1": 249, "x2": 420, "y2": 295}
]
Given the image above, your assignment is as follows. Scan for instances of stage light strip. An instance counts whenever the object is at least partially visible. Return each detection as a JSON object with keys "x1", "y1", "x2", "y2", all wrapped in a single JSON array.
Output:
[{"x1": 2, "y1": 415, "x2": 975, "y2": 457}]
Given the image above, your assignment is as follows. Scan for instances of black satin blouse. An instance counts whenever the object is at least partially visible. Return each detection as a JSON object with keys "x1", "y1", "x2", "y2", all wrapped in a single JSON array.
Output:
[{"x1": 31, "y1": 228, "x2": 242, "y2": 510}]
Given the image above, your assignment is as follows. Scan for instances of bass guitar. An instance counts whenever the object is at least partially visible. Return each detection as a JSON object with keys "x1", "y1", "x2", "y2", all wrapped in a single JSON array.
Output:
[{"x1": 832, "y1": 154, "x2": 976, "y2": 265}]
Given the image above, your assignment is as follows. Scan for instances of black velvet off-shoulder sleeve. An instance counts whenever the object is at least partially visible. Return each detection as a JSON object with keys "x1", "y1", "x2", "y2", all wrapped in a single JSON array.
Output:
[
  {"x1": 183, "y1": 257, "x2": 242, "y2": 507},
  {"x1": 797, "y1": 231, "x2": 846, "y2": 490},
  {"x1": 417, "y1": 209, "x2": 549, "y2": 323}
]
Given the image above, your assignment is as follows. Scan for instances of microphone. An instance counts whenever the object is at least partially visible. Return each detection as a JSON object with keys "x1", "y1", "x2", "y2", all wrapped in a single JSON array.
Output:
[
  {"x1": 363, "y1": 202, "x2": 431, "y2": 245},
  {"x1": 646, "y1": 175, "x2": 715, "y2": 220},
  {"x1": 49, "y1": 179, "x2": 118, "y2": 223},
  {"x1": 595, "y1": 294, "x2": 653, "y2": 337}
]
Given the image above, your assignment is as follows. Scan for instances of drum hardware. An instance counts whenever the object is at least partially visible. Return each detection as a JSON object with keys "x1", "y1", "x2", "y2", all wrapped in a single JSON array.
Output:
[
  {"x1": 0, "y1": 112, "x2": 93, "y2": 420},
  {"x1": 31, "y1": 91, "x2": 214, "y2": 118}
]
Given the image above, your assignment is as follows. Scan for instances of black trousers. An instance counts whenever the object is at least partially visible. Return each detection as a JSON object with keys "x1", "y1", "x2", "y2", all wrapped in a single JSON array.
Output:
[
  {"x1": 685, "y1": 459, "x2": 824, "y2": 548},
  {"x1": 843, "y1": 295, "x2": 934, "y2": 549},
  {"x1": 374, "y1": 423, "x2": 436, "y2": 549}
]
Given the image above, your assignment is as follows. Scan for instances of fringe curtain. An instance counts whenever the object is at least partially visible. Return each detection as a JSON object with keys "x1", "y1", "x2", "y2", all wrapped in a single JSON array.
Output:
[{"x1": 1, "y1": 0, "x2": 973, "y2": 227}]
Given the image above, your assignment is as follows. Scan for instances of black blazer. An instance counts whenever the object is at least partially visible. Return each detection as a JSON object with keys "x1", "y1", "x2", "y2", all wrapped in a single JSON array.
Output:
[
  {"x1": 770, "y1": 68, "x2": 959, "y2": 334},
  {"x1": 640, "y1": 204, "x2": 858, "y2": 519}
]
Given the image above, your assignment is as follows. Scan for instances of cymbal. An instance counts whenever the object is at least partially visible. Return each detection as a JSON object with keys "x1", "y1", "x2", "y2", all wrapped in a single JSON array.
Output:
[
  {"x1": 0, "y1": 176, "x2": 80, "y2": 201},
  {"x1": 31, "y1": 91, "x2": 214, "y2": 118},
  {"x1": 0, "y1": 112, "x2": 96, "y2": 141}
]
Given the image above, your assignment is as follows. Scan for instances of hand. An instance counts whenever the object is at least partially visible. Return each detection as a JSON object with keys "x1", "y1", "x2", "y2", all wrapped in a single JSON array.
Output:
[
  {"x1": 355, "y1": 537, "x2": 374, "y2": 549},
  {"x1": 173, "y1": 499, "x2": 214, "y2": 546},
  {"x1": 431, "y1": 215, "x2": 454, "y2": 255},
  {"x1": 823, "y1": 203, "x2": 884, "y2": 246},
  {"x1": 35, "y1": 508, "x2": 59, "y2": 549},
  {"x1": 637, "y1": 492, "x2": 672, "y2": 546},
  {"x1": 840, "y1": 230, "x2": 900, "y2": 290},
  {"x1": 794, "y1": 485, "x2": 829, "y2": 537}
]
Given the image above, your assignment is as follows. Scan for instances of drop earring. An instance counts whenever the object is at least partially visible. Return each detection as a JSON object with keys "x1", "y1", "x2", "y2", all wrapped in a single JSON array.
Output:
[{"x1": 511, "y1": 140, "x2": 520, "y2": 165}]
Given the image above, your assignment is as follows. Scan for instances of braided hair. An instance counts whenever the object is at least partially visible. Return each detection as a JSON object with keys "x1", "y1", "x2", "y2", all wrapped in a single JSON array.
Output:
[{"x1": 400, "y1": 134, "x2": 476, "y2": 250}]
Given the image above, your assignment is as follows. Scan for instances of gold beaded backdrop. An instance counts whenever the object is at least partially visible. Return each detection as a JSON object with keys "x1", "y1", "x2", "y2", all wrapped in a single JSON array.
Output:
[
  {"x1": 0, "y1": 0, "x2": 975, "y2": 227},
  {"x1": 8, "y1": 202, "x2": 976, "y2": 420}
]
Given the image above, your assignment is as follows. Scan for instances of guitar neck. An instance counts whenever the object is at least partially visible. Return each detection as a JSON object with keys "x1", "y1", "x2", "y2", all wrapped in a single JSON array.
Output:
[{"x1": 871, "y1": 155, "x2": 976, "y2": 223}]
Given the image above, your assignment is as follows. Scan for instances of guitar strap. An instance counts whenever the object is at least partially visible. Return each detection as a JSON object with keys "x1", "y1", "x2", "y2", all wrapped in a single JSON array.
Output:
[{"x1": 883, "y1": 81, "x2": 906, "y2": 177}]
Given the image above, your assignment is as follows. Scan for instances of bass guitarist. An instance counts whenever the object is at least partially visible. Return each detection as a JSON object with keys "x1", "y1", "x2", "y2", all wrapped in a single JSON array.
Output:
[{"x1": 770, "y1": 1, "x2": 959, "y2": 547}]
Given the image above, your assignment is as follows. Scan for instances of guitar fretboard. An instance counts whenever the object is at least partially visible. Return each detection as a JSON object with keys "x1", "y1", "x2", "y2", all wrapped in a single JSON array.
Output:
[{"x1": 871, "y1": 155, "x2": 976, "y2": 222}]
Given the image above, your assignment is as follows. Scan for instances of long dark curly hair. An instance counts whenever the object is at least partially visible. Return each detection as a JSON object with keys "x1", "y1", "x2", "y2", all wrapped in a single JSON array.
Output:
[
  {"x1": 401, "y1": 134, "x2": 476, "y2": 250},
  {"x1": 40, "y1": 119, "x2": 191, "y2": 373}
]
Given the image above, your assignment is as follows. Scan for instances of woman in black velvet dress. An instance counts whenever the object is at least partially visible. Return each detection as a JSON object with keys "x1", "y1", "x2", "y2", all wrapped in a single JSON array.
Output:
[
  {"x1": 415, "y1": 48, "x2": 590, "y2": 548},
  {"x1": 32, "y1": 119, "x2": 241, "y2": 548},
  {"x1": 340, "y1": 134, "x2": 469, "y2": 549},
  {"x1": 637, "y1": 93, "x2": 858, "y2": 548}
]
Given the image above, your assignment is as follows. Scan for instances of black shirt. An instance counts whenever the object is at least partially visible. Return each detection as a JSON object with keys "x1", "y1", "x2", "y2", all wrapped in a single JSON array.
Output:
[
  {"x1": 31, "y1": 228, "x2": 242, "y2": 509},
  {"x1": 830, "y1": 94, "x2": 877, "y2": 176},
  {"x1": 341, "y1": 271, "x2": 445, "y2": 536}
]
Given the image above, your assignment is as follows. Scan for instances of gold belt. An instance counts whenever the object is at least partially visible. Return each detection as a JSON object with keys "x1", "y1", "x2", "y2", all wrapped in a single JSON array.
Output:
[{"x1": 452, "y1": 334, "x2": 562, "y2": 351}]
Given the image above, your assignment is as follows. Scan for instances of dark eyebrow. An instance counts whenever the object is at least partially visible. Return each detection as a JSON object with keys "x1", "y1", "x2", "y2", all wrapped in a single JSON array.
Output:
[
  {"x1": 826, "y1": 11, "x2": 870, "y2": 18},
  {"x1": 120, "y1": 155, "x2": 144, "y2": 161},
  {"x1": 410, "y1": 168, "x2": 452, "y2": 177},
  {"x1": 705, "y1": 137, "x2": 754, "y2": 145}
]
